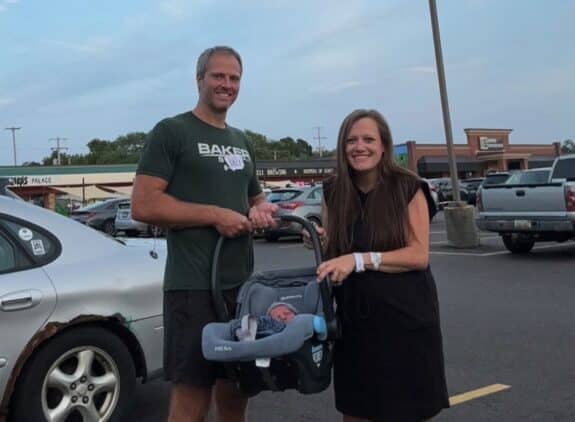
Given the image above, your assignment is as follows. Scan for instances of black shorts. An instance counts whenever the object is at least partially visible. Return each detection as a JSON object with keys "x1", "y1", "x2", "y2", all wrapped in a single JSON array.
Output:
[{"x1": 163, "y1": 287, "x2": 239, "y2": 387}]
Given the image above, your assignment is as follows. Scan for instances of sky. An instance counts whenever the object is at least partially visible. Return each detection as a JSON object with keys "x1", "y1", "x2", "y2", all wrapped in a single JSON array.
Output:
[{"x1": 1, "y1": 0, "x2": 574, "y2": 166}]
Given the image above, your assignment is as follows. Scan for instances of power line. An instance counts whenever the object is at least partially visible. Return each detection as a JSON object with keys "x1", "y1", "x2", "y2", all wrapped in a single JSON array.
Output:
[
  {"x1": 4, "y1": 126, "x2": 21, "y2": 166},
  {"x1": 49, "y1": 137, "x2": 69, "y2": 165},
  {"x1": 313, "y1": 126, "x2": 327, "y2": 157}
]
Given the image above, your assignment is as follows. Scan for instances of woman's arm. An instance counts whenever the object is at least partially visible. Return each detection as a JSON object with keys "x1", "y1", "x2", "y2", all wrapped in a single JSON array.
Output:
[{"x1": 316, "y1": 189, "x2": 430, "y2": 282}]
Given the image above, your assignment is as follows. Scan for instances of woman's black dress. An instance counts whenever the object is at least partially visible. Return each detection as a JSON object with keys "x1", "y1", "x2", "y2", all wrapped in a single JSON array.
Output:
[{"x1": 332, "y1": 182, "x2": 449, "y2": 421}]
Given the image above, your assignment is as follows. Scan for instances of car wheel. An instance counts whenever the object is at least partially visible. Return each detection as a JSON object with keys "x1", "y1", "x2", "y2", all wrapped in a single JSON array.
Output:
[
  {"x1": 502, "y1": 234, "x2": 535, "y2": 254},
  {"x1": 102, "y1": 220, "x2": 115, "y2": 236},
  {"x1": 147, "y1": 225, "x2": 164, "y2": 237},
  {"x1": 11, "y1": 327, "x2": 136, "y2": 422}
]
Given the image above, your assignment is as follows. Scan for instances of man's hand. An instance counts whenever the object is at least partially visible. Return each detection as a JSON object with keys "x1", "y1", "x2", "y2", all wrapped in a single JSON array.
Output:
[
  {"x1": 214, "y1": 208, "x2": 253, "y2": 238},
  {"x1": 316, "y1": 254, "x2": 355, "y2": 285},
  {"x1": 249, "y1": 202, "x2": 279, "y2": 230}
]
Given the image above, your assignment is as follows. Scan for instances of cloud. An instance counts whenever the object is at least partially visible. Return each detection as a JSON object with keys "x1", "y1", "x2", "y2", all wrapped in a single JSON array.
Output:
[
  {"x1": 40, "y1": 37, "x2": 114, "y2": 57},
  {"x1": 0, "y1": 97, "x2": 15, "y2": 107},
  {"x1": 408, "y1": 66, "x2": 436, "y2": 74},
  {"x1": 0, "y1": 0, "x2": 18, "y2": 13},
  {"x1": 312, "y1": 80, "x2": 363, "y2": 94}
]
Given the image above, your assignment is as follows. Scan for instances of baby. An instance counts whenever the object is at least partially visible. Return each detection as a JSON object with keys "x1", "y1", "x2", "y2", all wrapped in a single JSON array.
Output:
[{"x1": 233, "y1": 302, "x2": 298, "y2": 341}]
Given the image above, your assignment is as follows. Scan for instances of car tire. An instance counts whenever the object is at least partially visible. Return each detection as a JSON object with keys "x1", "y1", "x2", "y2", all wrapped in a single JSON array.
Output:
[
  {"x1": 102, "y1": 220, "x2": 116, "y2": 236},
  {"x1": 147, "y1": 225, "x2": 164, "y2": 237},
  {"x1": 502, "y1": 234, "x2": 535, "y2": 254},
  {"x1": 11, "y1": 327, "x2": 136, "y2": 422}
]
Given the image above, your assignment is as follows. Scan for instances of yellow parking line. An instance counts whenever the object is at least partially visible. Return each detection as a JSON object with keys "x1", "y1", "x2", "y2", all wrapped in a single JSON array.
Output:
[{"x1": 449, "y1": 383, "x2": 511, "y2": 406}]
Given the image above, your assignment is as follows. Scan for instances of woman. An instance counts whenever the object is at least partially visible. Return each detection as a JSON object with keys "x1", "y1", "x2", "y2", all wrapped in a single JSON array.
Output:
[{"x1": 314, "y1": 109, "x2": 449, "y2": 421}]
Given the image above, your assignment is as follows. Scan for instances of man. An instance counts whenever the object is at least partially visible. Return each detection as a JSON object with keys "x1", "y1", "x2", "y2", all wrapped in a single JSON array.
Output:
[{"x1": 132, "y1": 46, "x2": 278, "y2": 422}]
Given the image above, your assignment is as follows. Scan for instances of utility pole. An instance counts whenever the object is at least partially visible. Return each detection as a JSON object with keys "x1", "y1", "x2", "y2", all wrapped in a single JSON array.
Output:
[
  {"x1": 313, "y1": 126, "x2": 327, "y2": 158},
  {"x1": 428, "y1": 0, "x2": 478, "y2": 248},
  {"x1": 428, "y1": 0, "x2": 460, "y2": 202},
  {"x1": 4, "y1": 127, "x2": 21, "y2": 166},
  {"x1": 49, "y1": 137, "x2": 68, "y2": 165}
]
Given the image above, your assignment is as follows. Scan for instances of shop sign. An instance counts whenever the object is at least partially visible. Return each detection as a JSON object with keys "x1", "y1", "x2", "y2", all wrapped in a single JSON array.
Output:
[
  {"x1": 8, "y1": 176, "x2": 54, "y2": 186},
  {"x1": 256, "y1": 167, "x2": 334, "y2": 178},
  {"x1": 479, "y1": 137, "x2": 504, "y2": 151}
]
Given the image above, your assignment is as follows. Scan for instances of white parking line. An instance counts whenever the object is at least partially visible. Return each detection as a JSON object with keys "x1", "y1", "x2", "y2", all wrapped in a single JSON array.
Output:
[
  {"x1": 430, "y1": 236, "x2": 499, "y2": 245},
  {"x1": 431, "y1": 242, "x2": 575, "y2": 257}
]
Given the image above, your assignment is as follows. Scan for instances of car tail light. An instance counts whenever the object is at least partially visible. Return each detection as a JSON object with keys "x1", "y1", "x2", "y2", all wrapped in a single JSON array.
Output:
[
  {"x1": 565, "y1": 185, "x2": 575, "y2": 212},
  {"x1": 279, "y1": 201, "x2": 304, "y2": 210},
  {"x1": 476, "y1": 188, "x2": 484, "y2": 212}
]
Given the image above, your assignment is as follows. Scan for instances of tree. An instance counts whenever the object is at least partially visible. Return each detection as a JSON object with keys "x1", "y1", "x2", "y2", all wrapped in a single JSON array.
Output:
[
  {"x1": 561, "y1": 139, "x2": 575, "y2": 154},
  {"x1": 41, "y1": 132, "x2": 147, "y2": 165}
]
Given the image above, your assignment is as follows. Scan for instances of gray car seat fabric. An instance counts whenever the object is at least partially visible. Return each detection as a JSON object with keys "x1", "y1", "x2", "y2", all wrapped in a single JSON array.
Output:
[
  {"x1": 202, "y1": 267, "x2": 323, "y2": 362},
  {"x1": 236, "y1": 267, "x2": 322, "y2": 318},
  {"x1": 202, "y1": 314, "x2": 317, "y2": 362}
]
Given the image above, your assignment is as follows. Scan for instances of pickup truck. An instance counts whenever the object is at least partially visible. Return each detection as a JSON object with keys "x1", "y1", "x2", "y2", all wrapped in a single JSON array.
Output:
[{"x1": 476, "y1": 154, "x2": 575, "y2": 253}]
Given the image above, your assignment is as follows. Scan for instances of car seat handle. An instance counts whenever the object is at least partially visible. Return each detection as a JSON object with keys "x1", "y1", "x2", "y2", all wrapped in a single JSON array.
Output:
[{"x1": 211, "y1": 215, "x2": 338, "y2": 339}]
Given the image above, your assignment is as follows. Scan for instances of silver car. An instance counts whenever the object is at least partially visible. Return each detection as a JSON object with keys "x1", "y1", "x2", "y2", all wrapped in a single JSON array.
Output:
[
  {"x1": 264, "y1": 186, "x2": 323, "y2": 241},
  {"x1": 0, "y1": 195, "x2": 165, "y2": 421},
  {"x1": 114, "y1": 200, "x2": 164, "y2": 237}
]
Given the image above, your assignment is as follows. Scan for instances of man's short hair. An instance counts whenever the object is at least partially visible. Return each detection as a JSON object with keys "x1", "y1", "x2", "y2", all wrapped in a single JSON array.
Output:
[{"x1": 196, "y1": 46, "x2": 243, "y2": 79}]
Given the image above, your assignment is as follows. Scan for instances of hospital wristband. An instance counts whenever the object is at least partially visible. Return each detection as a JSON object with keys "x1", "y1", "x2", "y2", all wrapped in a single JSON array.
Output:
[{"x1": 353, "y1": 253, "x2": 365, "y2": 272}]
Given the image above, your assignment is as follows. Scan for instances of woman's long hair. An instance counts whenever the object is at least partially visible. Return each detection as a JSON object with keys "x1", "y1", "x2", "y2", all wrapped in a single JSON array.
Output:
[{"x1": 325, "y1": 109, "x2": 419, "y2": 259}]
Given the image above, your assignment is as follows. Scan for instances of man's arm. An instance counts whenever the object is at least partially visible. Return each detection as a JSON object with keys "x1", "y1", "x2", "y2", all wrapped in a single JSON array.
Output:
[{"x1": 131, "y1": 174, "x2": 251, "y2": 237}]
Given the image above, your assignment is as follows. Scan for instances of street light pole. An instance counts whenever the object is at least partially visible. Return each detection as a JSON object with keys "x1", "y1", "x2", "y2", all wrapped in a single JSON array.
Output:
[
  {"x1": 428, "y1": 0, "x2": 460, "y2": 202},
  {"x1": 4, "y1": 127, "x2": 21, "y2": 166},
  {"x1": 428, "y1": 0, "x2": 479, "y2": 248}
]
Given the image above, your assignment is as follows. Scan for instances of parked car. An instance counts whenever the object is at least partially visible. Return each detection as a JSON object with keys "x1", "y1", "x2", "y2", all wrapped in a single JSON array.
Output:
[
  {"x1": 438, "y1": 179, "x2": 469, "y2": 203},
  {"x1": 476, "y1": 155, "x2": 575, "y2": 253},
  {"x1": 422, "y1": 178, "x2": 439, "y2": 209},
  {"x1": 461, "y1": 178, "x2": 485, "y2": 205},
  {"x1": 264, "y1": 186, "x2": 323, "y2": 241},
  {"x1": 115, "y1": 200, "x2": 165, "y2": 237},
  {"x1": 0, "y1": 194, "x2": 165, "y2": 421},
  {"x1": 69, "y1": 197, "x2": 127, "y2": 235}
]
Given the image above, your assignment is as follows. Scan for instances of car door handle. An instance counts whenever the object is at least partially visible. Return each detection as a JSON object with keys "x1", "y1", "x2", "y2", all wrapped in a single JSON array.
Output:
[
  {"x1": 515, "y1": 190, "x2": 526, "y2": 197},
  {"x1": 0, "y1": 290, "x2": 42, "y2": 311}
]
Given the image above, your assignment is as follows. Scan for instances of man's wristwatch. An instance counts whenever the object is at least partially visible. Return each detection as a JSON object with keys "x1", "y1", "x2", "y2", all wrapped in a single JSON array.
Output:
[{"x1": 370, "y1": 252, "x2": 382, "y2": 271}]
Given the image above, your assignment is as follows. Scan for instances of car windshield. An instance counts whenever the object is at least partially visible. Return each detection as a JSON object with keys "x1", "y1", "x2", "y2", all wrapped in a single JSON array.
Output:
[{"x1": 267, "y1": 190, "x2": 302, "y2": 203}]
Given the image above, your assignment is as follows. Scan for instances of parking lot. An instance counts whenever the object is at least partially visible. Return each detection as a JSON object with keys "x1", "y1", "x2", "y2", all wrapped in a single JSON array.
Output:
[{"x1": 122, "y1": 212, "x2": 575, "y2": 421}]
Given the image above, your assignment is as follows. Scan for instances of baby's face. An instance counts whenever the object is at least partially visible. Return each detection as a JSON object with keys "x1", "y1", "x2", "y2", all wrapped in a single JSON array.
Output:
[{"x1": 269, "y1": 305, "x2": 296, "y2": 322}]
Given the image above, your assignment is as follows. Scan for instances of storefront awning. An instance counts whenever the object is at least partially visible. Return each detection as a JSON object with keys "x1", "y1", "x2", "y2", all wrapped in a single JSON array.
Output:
[
  {"x1": 97, "y1": 185, "x2": 133, "y2": 196},
  {"x1": 417, "y1": 156, "x2": 483, "y2": 173},
  {"x1": 53, "y1": 186, "x2": 127, "y2": 201}
]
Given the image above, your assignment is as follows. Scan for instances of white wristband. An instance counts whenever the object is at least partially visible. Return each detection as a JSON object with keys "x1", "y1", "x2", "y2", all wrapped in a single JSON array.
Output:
[
  {"x1": 370, "y1": 252, "x2": 382, "y2": 271},
  {"x1": 353, "y1": 253, "x2": 365, "y2": 272}
]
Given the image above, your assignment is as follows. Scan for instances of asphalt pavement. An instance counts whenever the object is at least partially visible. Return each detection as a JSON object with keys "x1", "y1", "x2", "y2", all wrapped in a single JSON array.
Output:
[{"x1": 126, "y1": 212, "x2": 575, "y2": 421}]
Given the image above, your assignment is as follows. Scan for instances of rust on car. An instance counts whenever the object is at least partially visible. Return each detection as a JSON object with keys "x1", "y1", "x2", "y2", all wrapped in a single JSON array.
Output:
[{"x1": 0, "y1": 313, "x2": 126, "y2": 420}]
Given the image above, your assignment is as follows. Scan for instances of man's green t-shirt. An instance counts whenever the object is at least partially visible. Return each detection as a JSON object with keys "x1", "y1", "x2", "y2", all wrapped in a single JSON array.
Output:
[{"x1": 137, "y1": 111, "x2": 262, "y2": 291}]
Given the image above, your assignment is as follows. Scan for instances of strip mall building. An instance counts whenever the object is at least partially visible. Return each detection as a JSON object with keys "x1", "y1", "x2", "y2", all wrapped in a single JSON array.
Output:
[{"x1": 0, "y1": 128, "x2": 561, "y2": 209}]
